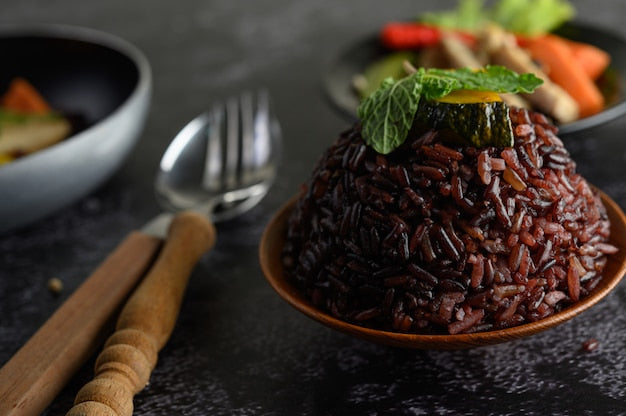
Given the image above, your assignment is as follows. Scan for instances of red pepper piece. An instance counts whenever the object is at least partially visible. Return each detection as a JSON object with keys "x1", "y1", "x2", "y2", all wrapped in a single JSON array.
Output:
[
  {"x1": 381, "y1": 23, "x2": 441, "y2": 49},
  {"x1": 381, "y1": 22, "x2": 476, "y2": 50}
]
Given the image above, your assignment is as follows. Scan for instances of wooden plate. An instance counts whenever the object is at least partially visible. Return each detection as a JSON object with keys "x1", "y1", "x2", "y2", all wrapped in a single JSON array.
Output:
[{"x1": 260, "y1": 190, "x2": 626, "y2": 349}]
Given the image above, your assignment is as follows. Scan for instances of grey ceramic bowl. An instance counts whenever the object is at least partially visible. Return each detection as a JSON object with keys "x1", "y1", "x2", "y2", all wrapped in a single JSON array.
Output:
[{"x1": 0, "y1": 24, "x2": 152, "y2": 233}]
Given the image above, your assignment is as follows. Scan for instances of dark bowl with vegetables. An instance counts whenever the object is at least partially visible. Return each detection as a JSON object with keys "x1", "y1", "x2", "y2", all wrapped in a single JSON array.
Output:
[
  {"x1": 323, "y1": 18, "x2": 626, "y2": 136},
  {"x1": 0, "y1": 24, "x2": 151, "y2": 233}
]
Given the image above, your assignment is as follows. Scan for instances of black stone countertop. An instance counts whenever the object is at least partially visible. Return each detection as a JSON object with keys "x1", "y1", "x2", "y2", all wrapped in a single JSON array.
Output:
[{"x1": 1, "y1": 1, "x2": 626, "y2": 414}]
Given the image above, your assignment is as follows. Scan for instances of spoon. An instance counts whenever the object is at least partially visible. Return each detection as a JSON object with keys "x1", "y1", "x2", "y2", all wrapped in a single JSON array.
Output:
[
  {"x1": 0, "y1": 90, "x2": 281, "y2": 416},
  {"x1": 260, "y1": 189, "x2": 626, "y2": 350},
  {"x1": 65, "y1": 89, "x2": 281, "y2": 416}
]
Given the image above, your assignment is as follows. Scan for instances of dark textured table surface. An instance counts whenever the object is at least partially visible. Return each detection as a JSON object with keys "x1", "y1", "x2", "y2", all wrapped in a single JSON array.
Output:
[{"x1": 2, "y1": 1, "x2": 626, "y2": 415}]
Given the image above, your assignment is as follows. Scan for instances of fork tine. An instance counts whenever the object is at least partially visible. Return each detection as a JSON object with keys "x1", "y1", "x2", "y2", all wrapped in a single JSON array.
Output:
[
  {"x1": 253, "y1": 89, "x2": 272, "y2": 170},
  {"x1": 239, "y1": 90, "x2": 255, "y2": 184},
  {"x1": 224, "y1": 95, "x2": 241, "y2": 190},
  {"x1": 158, "y1": 89, "x2": 280, "y2": 223},
  {"x1": 203, "y1": 89, "x2": 278, "y2": 197},
  {"x1": 202, "y1": 105, "x2": 224, "y2": 191}
]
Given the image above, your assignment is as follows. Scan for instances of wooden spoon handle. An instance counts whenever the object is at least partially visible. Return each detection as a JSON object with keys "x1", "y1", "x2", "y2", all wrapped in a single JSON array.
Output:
[
  {"x1": 0, "y1": 232, "x2": 162, "y2": 416},
  {"x1": 67, "y1": 211, "x2": 216, "y2": 416}
]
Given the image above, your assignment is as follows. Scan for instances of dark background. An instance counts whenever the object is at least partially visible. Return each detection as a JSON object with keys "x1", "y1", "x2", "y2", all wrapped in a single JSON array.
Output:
[{"x1": 1, "y1": 1, "x2": 625, "y2": 414}]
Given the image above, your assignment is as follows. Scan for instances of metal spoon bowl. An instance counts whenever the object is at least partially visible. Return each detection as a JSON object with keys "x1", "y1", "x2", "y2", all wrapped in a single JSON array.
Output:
[{"x1": 260, "y1": 189, "x2": 626, "y2": 350}]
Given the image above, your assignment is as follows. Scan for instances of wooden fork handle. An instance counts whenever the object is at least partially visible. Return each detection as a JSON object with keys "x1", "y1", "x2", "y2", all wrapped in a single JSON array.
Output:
[
  {"x1": 0, "y1": 232, "x2": 162, "y2": 416},
  {"x1": 67, "y1": 211, "x2": 216, "y2": 416}
]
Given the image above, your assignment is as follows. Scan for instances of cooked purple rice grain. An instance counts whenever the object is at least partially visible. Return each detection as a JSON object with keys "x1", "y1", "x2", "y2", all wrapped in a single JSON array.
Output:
[{"x1": 282, "y1": 107, "x2": 616, "y2": 335}]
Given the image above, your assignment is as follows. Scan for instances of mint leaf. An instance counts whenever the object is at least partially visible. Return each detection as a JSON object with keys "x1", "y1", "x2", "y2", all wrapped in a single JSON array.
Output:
[
  {"x1": 419, "y1": 72, "x2": 460, "y2": 100},
  {"x1": 357, "y1": 74, "x2": 423, "y2": 154},
  {"x1": 423, "y1": 66, "x2": 544, "y2": 95},
  {"x1": 357, "y1": 66, "x2": 543, "y2": 154}
]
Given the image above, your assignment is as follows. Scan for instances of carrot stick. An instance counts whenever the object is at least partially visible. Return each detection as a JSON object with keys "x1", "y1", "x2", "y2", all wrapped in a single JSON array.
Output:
[
  {"x1": 1, "y1": 77, "x2": 51, "y2": 114},
  {"x1": 564, "y1": 39, "x2": 611, "y2": 81},
  {"x1": 525, "y1": 34, "x2": 604, "y2": 118}
]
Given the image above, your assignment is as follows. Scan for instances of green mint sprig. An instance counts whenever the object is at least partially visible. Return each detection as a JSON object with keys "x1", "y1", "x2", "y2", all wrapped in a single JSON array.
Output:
[{"x1": 356, "y1": 65, "x2": 543, "y2": 154}]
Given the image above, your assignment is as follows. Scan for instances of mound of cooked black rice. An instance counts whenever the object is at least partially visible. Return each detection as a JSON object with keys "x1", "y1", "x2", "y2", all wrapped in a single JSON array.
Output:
[{"x1": 282, "y1": 107, "x2": 616, "y2": 335}]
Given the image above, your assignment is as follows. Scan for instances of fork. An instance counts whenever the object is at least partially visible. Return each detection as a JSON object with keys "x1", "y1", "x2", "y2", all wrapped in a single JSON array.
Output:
[{"x1": 153, "y1": 88, "x2": 281, "y2": 226}]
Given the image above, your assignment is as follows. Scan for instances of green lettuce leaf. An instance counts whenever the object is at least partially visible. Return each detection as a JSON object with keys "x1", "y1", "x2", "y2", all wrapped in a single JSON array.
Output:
[
  {"x1": 491, "y1": 0, "x2": 575, "y2": 36},
  {"x1": 421, "y1": 0, "x2": 487, "y2": 31},
  {"x1": 419, "y1": 0, "x2": 575, "y2": 36}
]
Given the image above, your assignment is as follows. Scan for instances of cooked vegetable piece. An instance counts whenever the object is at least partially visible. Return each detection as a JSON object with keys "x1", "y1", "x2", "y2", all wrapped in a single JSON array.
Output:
[
  {"x1": 1, "y1": 78, "x2": 51, "y2": 114},
  {"x1": 525, "y1": 34, "x2": 604, "y2": 117},
  {"x1": 0, "y1": 116, "x2": 71, "y2": 156},
  {"x1": 437, "y1": 89, "x2": 502, "y2": 103},
  {"x1": 353, "y1": 51, "x2": 418, "y2": 99},
  {"x1": 481, "y1": 25, "x2": 579, "y2": 123},
  {"x1": 381, "y1": 22, "x2": 475, "y2": 50},
  {"x1": 440, "y1": 32, "x2": 483, "y2": 68},
  {"x1": 564, "y1": 38, "x2": 611, "y2": 80},
  {"x1": 381, "y1": 23, "x2": 441, "y2": 49},
  {"x1": 416, "y1": 90, "x2": 514, "y2": 147},
  {"x1": 0, "y1": 78, "x2": 72, "y2": 161}
]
